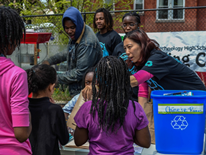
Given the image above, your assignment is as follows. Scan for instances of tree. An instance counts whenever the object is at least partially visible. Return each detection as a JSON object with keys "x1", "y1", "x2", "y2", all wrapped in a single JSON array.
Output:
[
  {"x1": 0, "y1": 0, "x2": 24, "y2": 13},
  {"x1": 8, "y1": 0, "x2": 133, "y2": 44}
]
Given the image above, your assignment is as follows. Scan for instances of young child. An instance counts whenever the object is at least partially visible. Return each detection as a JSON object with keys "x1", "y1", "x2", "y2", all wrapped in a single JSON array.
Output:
[
  {"x1": 63, "y1": 67, "x2": 94, "y2": 120},
  {"x1": 0, "y1": 6, "x2": 32, "y2": 155},
  {"x1": 74, "y1": 56, "x2": 151, "y2": 154},
  {"x1": 27, "y1": 64, "x2": 69, "y2": 155}
]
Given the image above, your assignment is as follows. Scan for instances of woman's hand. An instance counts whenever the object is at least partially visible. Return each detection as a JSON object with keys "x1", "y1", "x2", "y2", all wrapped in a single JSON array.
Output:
[
  {"x1": 82, "y1": 85, "x2": 92, "y2": 101},
  {"x1": 130, "y1": 75, "x2": 138, "y2": 87}
]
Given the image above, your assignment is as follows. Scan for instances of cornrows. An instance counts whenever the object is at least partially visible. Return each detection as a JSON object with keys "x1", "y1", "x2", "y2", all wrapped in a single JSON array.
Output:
[
  {"x1": 90, "y1": 56, "x2": 137, "y2": 133},
  {"x1": 0, "y1": 6, "x2": 25, "y2": 55}
]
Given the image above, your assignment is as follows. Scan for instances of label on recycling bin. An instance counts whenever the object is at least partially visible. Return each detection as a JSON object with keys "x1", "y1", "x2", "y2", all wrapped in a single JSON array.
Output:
[{"x1": 158, "y1": 104, "x2": 204, "y2": 114}]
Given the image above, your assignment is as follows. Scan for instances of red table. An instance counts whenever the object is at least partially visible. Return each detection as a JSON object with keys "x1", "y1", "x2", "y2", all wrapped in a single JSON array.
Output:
[{"x1": 21, "y1": 32, "x2": 52, "y2": 65}]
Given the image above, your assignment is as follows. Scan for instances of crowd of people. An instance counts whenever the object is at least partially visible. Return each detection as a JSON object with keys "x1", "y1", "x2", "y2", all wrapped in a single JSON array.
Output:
[{"x1": 0, "y1": 5, "x2": 205, "y2": 155}]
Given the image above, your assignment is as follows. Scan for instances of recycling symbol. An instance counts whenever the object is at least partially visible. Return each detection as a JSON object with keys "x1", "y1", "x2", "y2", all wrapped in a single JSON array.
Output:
[{"x1": 171, "y1": 115, "x2": 188, "y2": 130}]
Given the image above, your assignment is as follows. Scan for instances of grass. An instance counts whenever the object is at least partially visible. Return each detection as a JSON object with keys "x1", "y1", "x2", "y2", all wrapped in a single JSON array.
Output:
[{"x1": 52, "y1": 85, "x2": 72, "y2": 102}]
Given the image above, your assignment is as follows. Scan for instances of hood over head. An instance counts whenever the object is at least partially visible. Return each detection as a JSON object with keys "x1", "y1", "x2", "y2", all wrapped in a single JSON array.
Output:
[{"x1": 62, "y1": 7, "x2": 84, "y2": 42}]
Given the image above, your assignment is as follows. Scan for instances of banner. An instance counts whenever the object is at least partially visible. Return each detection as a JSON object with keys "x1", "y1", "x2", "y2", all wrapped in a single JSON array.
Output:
[{"x1": 147, "y1": 31, "x2": 206, "y2": 72}]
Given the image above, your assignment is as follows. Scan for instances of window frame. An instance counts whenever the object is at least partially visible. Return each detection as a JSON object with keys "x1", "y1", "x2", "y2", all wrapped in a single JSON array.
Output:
[
  {"x1": 156, "y1": 0, "x2": 185, "y2": 21},
  {"x1": 133, "y1": 0, "x2": 144, "y2": 12}
]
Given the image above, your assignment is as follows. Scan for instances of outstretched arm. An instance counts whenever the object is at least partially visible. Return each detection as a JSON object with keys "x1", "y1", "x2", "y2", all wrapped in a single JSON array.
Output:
[
  {"x1": 130, "y1": 75, "x2": 138, "y2": 87},
  {"x1": 131, "y1": 70, "x2": 154, "y2": 87},
  {"x1": 58, "y1": 44, "x2": 100, "y2": 84},
  {"x1": 43, "y1": 48, "x2": 67, "y2": 65}
]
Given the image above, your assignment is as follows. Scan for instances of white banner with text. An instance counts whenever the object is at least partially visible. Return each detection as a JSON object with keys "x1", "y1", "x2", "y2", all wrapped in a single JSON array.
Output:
[{"x1": 147, "y1": 31, "x2": 206, "y2": 72}]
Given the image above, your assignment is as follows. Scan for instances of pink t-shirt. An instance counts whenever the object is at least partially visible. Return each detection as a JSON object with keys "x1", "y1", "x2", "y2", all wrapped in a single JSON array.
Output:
[
  {"x1": 0, "y1": 57, "x2": 32, "y2": 155},
  {"x1": 74, "y1": 100, "x2": 149, "y2": 155}
]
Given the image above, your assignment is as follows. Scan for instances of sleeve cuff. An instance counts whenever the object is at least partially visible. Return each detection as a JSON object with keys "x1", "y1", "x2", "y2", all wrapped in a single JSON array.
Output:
[
  {"x1": 138, "y1": 94, "x2": 148, "y2": 98},
  {"x1": 12, "y1": 114, "x2": 30, "y2": 127},
  {"x1": 74, "y1": 117, "x2": 84, "y2": 128},
  {"x1": 136, "y1": 119, "x2": 149, "y2": 130},
  {"x1": 133, "y1": 70, "x2": 154, "y2": 85}
]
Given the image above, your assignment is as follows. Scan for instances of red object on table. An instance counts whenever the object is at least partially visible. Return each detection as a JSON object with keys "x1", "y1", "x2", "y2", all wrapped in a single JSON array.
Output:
[
  {"x1": 21, "y1": 32, "x2": 52, "y2": 44},
  {"x1": 28, "y1": 93, "x2": 33, "y2": 98},
  {"x1": 196, "y1": 71, "x2": 206, "y2": 87}
]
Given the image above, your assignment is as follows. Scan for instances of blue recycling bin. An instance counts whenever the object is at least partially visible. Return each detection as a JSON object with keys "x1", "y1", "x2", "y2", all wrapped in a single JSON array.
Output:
[{"x1": 151, "y1": 90, "x2": 206, "y2": 154}]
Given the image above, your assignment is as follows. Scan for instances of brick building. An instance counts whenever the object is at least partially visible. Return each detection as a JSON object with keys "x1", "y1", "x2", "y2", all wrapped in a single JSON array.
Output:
[{"x1": 113, "y1": 0, "x2": 206, "y2": 33}]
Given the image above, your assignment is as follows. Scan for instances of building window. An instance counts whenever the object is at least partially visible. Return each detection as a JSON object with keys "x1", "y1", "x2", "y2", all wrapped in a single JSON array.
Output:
[
  {"x1": 134, "y1": 0, "x2": 144, "y2": 10},
  {"x1": 157, "y1": 0, "x2": 185, "y2": 20},
  {"x1": 104, "y1": 0, "x2": 115, "y2": 11}
]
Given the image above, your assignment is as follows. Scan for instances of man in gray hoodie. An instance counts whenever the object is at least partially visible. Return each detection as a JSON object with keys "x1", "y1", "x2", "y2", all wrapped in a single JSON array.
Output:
[{"x1": 43, "y1": 7, "x2": 102, "y2": 96}]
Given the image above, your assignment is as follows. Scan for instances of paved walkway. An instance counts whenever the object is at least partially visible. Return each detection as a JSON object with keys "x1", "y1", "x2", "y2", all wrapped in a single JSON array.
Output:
[{"x1": 60, "y1": 138, "x2": 205, "y2": 155}]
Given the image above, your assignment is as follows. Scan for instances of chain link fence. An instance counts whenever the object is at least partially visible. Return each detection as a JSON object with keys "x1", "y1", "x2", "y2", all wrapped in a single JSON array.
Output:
[
  {"x1": 18, "y1": 6, "x2": 206, "y2": 85},
  {"x1": 22, "y1": 6, "x2": 206, "y2": 44}
]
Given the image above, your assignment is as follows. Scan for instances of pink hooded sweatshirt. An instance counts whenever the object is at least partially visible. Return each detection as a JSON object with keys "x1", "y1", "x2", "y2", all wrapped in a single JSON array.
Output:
[{"x1": 0, "y1": 57, "x2": 32, "y2": 155}]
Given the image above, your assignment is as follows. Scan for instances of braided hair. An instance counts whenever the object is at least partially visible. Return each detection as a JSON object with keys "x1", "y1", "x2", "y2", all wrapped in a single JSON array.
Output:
[
  {"x1": 93, "y1": 8, "x2": 113, "y2": 31},
  {"x1": 0, "y1": 6, "x2": 25, "y2": 56},
  {"x1": 122, "y1": 12, "x2": 141, "y2": 25},
  {"x1": 26, "y1": 64, "x2": 56, "y2": 94},
  {"x1": 90, "y1": 56, "x2": 136, "y2": 133}
]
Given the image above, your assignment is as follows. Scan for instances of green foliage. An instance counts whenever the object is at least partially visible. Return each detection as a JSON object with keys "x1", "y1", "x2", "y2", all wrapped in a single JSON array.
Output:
[
  {"x1": 8, "y1": 0, "x2": 133, "y2": 45},
  {"x1": 52, "y1": 86, "x2": 72, "y2": 101}
]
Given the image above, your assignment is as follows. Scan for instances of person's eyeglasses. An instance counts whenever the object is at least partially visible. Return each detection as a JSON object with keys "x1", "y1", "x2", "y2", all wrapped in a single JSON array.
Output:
[{"x1": 122, "y1": 23, "x2": 138, "y2": 28}]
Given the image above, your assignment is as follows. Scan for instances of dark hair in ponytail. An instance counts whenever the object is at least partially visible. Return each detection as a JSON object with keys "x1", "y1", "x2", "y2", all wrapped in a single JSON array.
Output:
[{"x1": 26, "y1": 64, "x2": 56, "y2": 94}]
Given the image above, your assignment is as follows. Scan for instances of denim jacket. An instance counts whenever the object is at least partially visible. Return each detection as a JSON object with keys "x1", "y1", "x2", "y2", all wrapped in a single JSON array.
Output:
[{"x1": 47, "y1": 24, "x2": 102, "y2": 95}]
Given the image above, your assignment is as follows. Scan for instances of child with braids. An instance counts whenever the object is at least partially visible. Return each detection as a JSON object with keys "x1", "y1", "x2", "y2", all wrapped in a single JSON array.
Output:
[
  {"x1": 27, "y1": 64, "x2": 69, "y2": 155},
  {"x1": 74, "y1": 56, "x2": 151, "y2": 154},
  {"x1": 0, "y1": 6, "x2": 32, "y2": 154}
]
